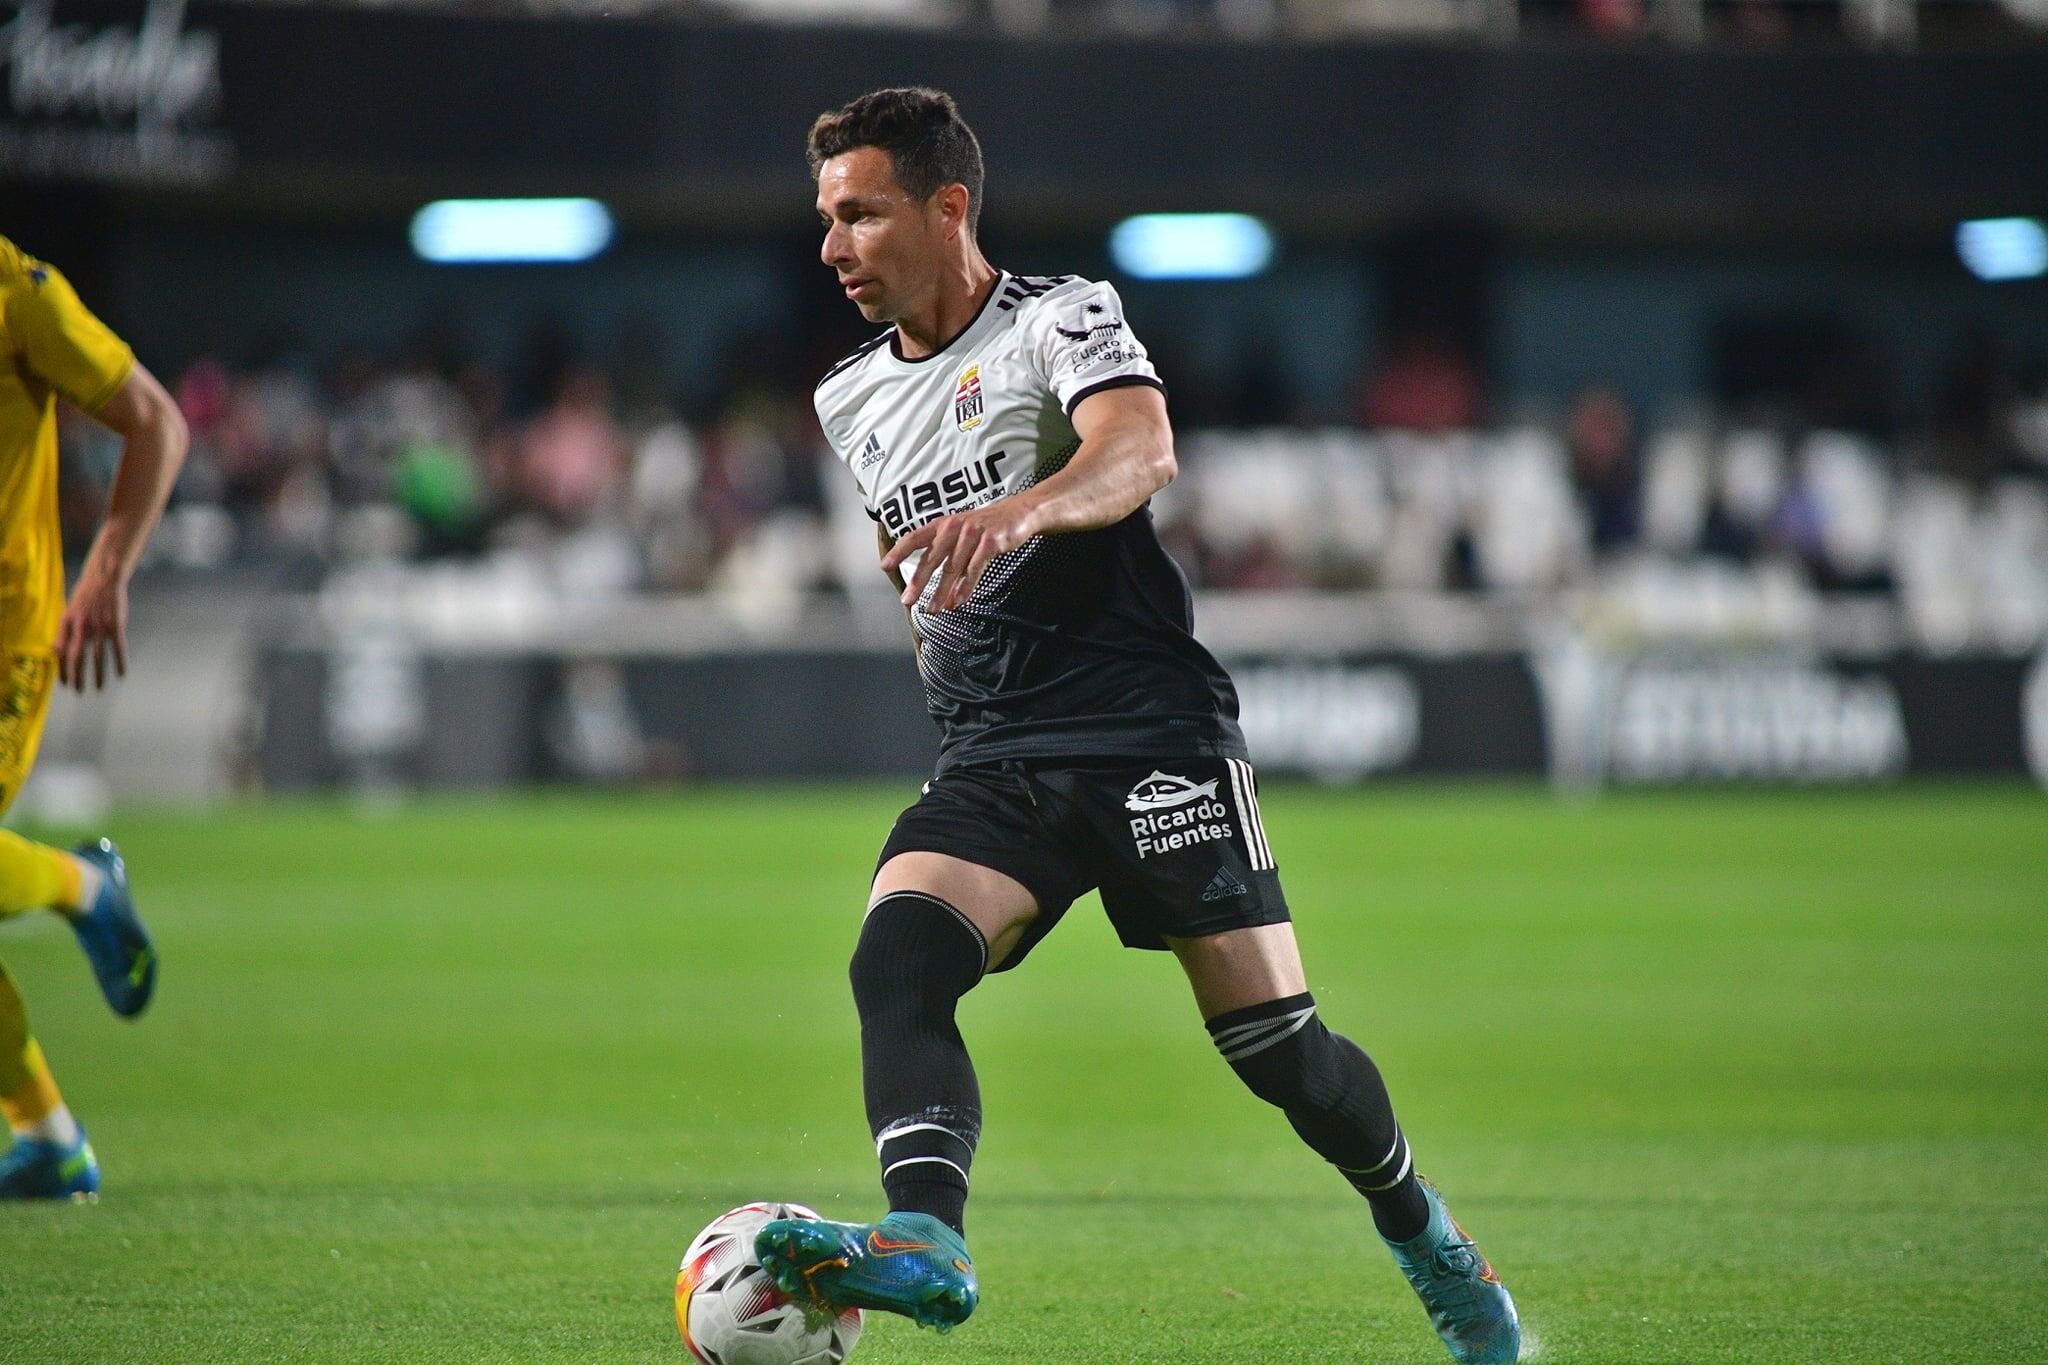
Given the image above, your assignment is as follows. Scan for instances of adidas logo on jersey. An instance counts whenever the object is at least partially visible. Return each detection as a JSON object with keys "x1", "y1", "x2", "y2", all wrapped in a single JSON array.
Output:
[{"x1": 858, "y1": 432, "x2": 888, "y2": 470}]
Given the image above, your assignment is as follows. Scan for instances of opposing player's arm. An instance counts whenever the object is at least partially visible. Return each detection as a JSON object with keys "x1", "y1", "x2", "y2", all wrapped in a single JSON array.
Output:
[
  {"x1": 55, "y1": 363, "x2": 190, "y2": 691},
  {"x1": 882, "y1": 383, "x2": 1174, "y2": 613}
]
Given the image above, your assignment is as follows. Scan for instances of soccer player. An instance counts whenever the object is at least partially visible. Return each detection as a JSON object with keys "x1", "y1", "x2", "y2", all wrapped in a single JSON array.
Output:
[
  {"x1": 752, "y1": 90, "x2": 1520, "y2": 1363},
  {"x1": 0, "y1": 235, "x2": 183, "y2": 1200}
]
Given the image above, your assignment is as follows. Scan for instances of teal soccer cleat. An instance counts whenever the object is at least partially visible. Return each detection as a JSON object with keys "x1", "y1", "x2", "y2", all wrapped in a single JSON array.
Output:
[
  {"x1": 68, "y1": 838, "x2": 155, "y2": 1019},
  {"x1": 0, "y1": 1130, "x2": 100, "y2": 1201},
  {"x1": 1385, "y1": 1178, "x2": 1521, "y2": 1364},
  {"x1": 755, "y1": 1210, "x2": 978, "y2": 1331}
]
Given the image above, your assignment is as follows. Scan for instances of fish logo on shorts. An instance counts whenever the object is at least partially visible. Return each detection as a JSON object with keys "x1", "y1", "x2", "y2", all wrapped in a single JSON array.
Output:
[{"x1": 1125, "y1": 771, "x2": 1221, "y2": 812}]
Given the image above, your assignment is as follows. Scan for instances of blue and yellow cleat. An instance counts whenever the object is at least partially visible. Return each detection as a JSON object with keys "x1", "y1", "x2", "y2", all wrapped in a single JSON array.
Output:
[
  {"x1": 755, "y1": 1210, "x2": 978, "y2": 1331},
  {"x1": 68, "y1": 838, "x2": 155, "y2": 1019},
  {"x1": 1385, "y1": 1178, "x2": 1521, "y2": 1364},
  {"x1": 0, "y1": 1130, "x2": 101, "y2": 1202}
]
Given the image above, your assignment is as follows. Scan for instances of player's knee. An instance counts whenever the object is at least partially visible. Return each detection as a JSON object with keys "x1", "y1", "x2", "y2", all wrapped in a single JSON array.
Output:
[
  {"x1": 1224, "y1": 1027, "x2": 1323, "y2": 1110},
  {"x1": 849, "y1": 891, "x2": 989, "y2": 1022},
  {"x1": 1207, "y1": 992, "x2": 1357, "y2": 1111}
]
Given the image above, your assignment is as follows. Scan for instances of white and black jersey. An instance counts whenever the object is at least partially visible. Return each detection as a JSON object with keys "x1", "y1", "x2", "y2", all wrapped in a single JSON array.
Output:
[{"x1": 816, "y1": 272, "x2": 1247, "y2": 773}]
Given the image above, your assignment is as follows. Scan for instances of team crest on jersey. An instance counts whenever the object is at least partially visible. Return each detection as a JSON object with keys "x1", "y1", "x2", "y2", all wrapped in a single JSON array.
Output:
[{"x1": 954, "y1": 365, "x2": 985, "y2": 431}]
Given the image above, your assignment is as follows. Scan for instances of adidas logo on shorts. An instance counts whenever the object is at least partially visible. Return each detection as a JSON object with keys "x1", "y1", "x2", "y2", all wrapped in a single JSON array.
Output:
[{"x1": 1201, "y1": 868, "x2": 1249, "y2": 902}]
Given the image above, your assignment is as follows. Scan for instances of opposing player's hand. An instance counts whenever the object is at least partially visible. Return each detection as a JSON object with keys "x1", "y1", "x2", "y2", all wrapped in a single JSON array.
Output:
[
  {"x1": 882, "y1": 499, "x2": 1040, "y2": 614},
  {"x1": 54, "y1": 569, "x2": 129, "y2": 692}
]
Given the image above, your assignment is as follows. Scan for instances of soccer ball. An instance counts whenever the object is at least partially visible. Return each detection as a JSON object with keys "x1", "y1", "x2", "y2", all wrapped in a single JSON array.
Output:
[{"x1": 676, "y1": 1202, "x2": 863, "y2": 1365}]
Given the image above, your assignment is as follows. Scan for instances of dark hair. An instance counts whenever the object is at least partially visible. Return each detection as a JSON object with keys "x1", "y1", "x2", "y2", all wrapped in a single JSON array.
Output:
[{"x1": 807, "y1": 87, "x2": 985, "y2": 235}]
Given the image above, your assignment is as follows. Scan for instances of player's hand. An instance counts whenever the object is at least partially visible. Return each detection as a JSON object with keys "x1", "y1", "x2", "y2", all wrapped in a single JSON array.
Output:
[
  {"x1": 882, "y1": 499, "x2": 1041, "y2": 614},
  {"x1": 54, "y1": 567, "x2": 129, "y2": 692}
]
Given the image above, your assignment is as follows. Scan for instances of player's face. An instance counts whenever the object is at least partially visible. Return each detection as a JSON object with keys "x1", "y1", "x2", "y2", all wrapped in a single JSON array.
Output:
[{"x1": 817, "y1": 147, "x2": 944, "y2": 324}]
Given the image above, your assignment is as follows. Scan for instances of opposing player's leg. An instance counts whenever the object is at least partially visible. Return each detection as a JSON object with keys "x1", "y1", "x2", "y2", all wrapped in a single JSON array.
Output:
[
  {"x1": 0, "y1": 657, "x2": 113, "y2": 1199},
  {"x1": 65, "y1": 838, "x2": 157, "y2": 1018},
  {"x1": 0, "y1": 655, "x2": 74, "y2": 924},
  {"x1": 0, "y1": 964, "x2": 98, "y2": 1200},
  {"x1": 756, "y1": 852, "x2": 1040, "y2": 1331},
  {"x1": 0, "y1": 831, "x2": 155, "y2": 1018},
  {"x1": 0, "y1": 664, "x2": 154, "y2": 1016},
  {"x1": 0, "y1": 827, "x2": 84, "y2": 917},
  {"x1": 1171, "y1": 921, "x2": 1520, "y2": 1364}
]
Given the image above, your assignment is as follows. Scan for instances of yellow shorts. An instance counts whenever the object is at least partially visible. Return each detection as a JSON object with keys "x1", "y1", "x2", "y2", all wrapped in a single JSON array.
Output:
[{"x1": 0, "y1": 652, "x2": 55, "y2": 820}]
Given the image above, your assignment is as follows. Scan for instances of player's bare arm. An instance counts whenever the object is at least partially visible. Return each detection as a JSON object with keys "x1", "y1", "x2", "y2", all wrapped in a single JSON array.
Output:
[
  {"x1": 55, "y1": 362, "x2": 189, "y2": 691},
  {"x1": 880, "y1": 384, "x2": 1175, "y2": 613}
]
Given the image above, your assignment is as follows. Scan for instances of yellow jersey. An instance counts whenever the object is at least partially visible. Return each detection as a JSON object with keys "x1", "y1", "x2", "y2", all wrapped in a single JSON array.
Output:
[{"x1": 0, "y1": 236, "x2": 135, "y2": 653}]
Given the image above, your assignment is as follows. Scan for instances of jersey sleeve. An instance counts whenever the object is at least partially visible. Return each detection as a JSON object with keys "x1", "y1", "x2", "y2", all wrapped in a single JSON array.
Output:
[
  {"x1": 1024, "y1": 280, "x2": 1164, "y2": 419},
  {"x1": 814, "y1": 385, "x2": 880, "y2": 520},
  {"x1": 3, "y1": 247, "x2": 136, "y2": 414}
]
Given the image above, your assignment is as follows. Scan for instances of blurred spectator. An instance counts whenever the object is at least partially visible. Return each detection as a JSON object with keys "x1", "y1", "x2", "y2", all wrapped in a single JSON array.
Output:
[
  {"x1": 1565, "y1": 386, "x2": 1642, "y2": 551},
  {"x1": 1929, "y1": 328, "x2": 2018, "y2": 486},
  {"x1": 2011, "y1": 358, "x2": 2048, "y2": 477},
  {"x1": 1576, "y1": 0, "x2": 1644, "y2": 39},
  {"x1": 1355, "y1": 327, "x2": 1483, "y2": 432},
  {"x1": 504, "y1": 368, "x2": 629, "y2": 527}
]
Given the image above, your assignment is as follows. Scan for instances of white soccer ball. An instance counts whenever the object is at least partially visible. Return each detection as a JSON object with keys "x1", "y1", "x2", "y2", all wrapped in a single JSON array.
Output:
[{"x1": 675, "y1": 1202, "x2": 864, "y2": 1365}]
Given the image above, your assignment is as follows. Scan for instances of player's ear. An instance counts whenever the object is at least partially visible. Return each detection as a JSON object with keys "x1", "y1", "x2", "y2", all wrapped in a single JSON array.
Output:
[{"x1": 936, "y1": 183, "x2": 970, "y2": 241}]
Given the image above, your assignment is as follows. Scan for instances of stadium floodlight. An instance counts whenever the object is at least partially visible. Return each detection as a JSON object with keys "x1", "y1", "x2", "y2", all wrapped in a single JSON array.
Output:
[
  {"x1": 1955, "y1": 217, "x2": 2048, "y2": 282},
  {"x1": 1109, "y1": 213, "x2": 1275, "y2": 281},
  {"x1": 409, "y1": 198, "x2": 615, "y2": 264}
]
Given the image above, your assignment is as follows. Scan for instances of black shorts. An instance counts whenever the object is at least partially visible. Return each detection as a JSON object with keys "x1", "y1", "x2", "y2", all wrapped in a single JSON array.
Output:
[{"x1": 877, "y1": 756, "x2": 1290, "y2": 972}]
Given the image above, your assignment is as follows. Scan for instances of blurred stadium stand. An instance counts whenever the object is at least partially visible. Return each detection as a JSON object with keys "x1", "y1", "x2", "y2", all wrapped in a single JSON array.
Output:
[
  {"x1": 55, "y1": 349, "x2": 2048, "y2": 641},
  {"x1": 161, "y1": 0, "x2": 2048, "y2": 45},
  {"x1": 6, "y1": 0, "x2": 2047, "y2": 802}
]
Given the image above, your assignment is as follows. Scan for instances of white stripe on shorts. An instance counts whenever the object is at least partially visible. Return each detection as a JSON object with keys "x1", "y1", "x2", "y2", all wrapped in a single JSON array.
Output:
[{"x1": 1228, "y1": 759, "x2": 1274, "y2": 871}]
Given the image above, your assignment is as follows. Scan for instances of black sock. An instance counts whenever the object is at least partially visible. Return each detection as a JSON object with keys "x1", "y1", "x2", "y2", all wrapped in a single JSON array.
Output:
[
  {"x1": 849, "y1": 891, "x2": 987, "y2": 1236},
  {"x1": 1206, "y1": 992, "x2": 1431, "y2": 1243}
]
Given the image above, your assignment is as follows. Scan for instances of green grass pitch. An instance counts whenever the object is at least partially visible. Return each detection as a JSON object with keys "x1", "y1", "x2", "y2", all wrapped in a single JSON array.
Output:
[{"x1": 0, "y1": 784, "x2": 2042, "y2": 1362}]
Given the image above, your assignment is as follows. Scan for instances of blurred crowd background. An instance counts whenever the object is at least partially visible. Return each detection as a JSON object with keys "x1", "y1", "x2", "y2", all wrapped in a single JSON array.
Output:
[{"x1": 56, "y1": 310, "x2": 2048, "y2": 648}]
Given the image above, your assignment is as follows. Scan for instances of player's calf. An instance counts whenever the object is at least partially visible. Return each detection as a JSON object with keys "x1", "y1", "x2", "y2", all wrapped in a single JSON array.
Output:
[
  {"x1": 1206, "y1": 991, "x2": 1429, "y2": 1240},
  {"x1": 851, "y1": 891, "x2": 987, "y2": 1234},
  {"x1": 764, "y1": 892, "x2": 992, "y2": 1333},
  {"x1": 1206, "y1": 995, "x2": 1519, "y2": 1362}
]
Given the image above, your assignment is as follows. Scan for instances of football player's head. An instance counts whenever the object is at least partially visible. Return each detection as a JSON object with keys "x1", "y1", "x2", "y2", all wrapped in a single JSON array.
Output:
[{"x1": 810, "y1": 87, "x2": 985, "y2": 324}]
